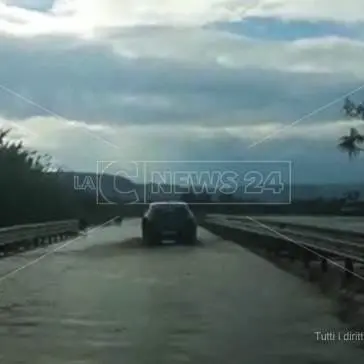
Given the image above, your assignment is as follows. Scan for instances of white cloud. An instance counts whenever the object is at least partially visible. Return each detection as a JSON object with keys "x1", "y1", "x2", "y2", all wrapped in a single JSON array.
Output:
[
  {"x1": 107, "y1": 28, "x2": 364, "y2": 77},
  {"x1": 2, "y1": 0, "x2": 363, "y2": 38},
  {"x1": 49, "y1": 0, "x2": 364, "y2": 26},
  {"x1": 250, "y1": 0, "x2": 364, "y2": 23},
  {"x1": 0, "y1": 0, "x2": 259, "y2": 36},
  {"x1": 2, "y1": 114, "x2": 363, "y2": 183},
  {"x1": 1, "y1": 1, "x2": 364, "y2": 181},
  {"x1": 1, "y1": 114, "x2": 360, "y2": 161},
  {"x1": 51, "y1": 0, "x2": 257, "y2": 27}
]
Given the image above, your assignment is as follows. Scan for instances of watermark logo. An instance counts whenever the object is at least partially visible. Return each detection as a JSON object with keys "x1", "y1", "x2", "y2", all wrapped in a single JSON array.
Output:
[
  {"x1": 96, "y1": 161, "x2": 140, "y2": 205},
  {"x1": 74, "y1": 160, "x2": 292, "y2": 205}
]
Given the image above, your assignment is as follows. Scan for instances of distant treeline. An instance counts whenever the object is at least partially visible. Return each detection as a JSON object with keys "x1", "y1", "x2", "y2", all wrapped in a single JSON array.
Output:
[
  {"x1": 0, "y1": 129, "x2": 124, "y2": 228},
  {"x1": 180, "y1": 191, "x2": 349, "y2": 216},
  {"x1": 199, "y1": 199, "x2": 346, "y2": 215}
]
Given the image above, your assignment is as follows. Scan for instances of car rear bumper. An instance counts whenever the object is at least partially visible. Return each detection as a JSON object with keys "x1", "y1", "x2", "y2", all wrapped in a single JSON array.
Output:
[{"x1": 143, "y1": 224, "x2": 196, "y2": 238}]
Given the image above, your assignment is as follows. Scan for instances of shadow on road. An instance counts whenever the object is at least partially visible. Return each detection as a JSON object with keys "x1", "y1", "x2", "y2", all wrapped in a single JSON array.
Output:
[{"x1": 62, "y1": 237, "x2": 204, "y2": 259}]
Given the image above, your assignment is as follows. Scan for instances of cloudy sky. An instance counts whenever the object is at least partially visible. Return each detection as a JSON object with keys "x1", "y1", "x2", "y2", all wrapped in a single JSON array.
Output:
[{"x1": 1, "y1": 0, "x2": 364, "y2": 184}]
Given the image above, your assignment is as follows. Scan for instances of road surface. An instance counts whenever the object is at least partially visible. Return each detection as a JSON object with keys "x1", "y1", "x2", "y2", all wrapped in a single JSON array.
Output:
[{"x1": 0, "y1": 219, "x2": 362, "y2": 363}]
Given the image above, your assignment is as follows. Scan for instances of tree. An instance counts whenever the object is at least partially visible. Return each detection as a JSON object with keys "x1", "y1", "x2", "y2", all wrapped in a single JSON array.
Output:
[
  {"x1": 338, "y1": 98, "x2": 364, "y2": 158},
  {"x1": 338, "y1": 127, "x2": 364, "y2": 159},
  {"x1": 0, "y1": 128, "x2": 124, "y2": 227}
]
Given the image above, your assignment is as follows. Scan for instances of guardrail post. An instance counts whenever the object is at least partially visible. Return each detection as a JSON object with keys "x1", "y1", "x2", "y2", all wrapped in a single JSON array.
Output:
[
  {"x1": 19, "y1": 240, "x2": 26, "y2": 251},
  {"x1": 288, "y1": 244, "x2": 301, "y2": 261},
  {"x1": 321, "y1": 258, "x2": 328, "y2": 273},
  {"x1": 303, "y1": 250, "x2": 311, "y2": 269},
  {"x1": 344, "y1": 258, "x2": 354, "y2": 279},
  {"x1": 3, "y1": 244, "x2": 11, "y2": 255}
]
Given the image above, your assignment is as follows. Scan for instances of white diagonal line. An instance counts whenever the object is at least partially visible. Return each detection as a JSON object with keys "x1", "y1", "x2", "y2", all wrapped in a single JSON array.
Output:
[
  {"x1": 245, "y1": 216, "x2": 364, "y2": 281},
  {"x1": 0, "y1": 217, "x2": 117, "y2": 284},
  {"x1": 236, "y1": 0, "x2": 263, "y2": 17},
  {"x1": 0, "y1": 83, "x2": 121, "y2": 151},
  {"x1": 247, "y1": 84, "x2": 364, "y2": 149}
]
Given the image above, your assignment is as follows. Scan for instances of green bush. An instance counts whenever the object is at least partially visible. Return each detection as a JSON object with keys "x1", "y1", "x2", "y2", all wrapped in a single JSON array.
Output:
[{"x1": 0, "y1": 128, "x2": 123, "y2": 227}]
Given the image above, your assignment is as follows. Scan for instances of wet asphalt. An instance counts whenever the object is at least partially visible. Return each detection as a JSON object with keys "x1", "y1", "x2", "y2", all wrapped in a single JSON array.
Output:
[{"x1": 0, "y1": 219, "x2": 362, "y2": 363}]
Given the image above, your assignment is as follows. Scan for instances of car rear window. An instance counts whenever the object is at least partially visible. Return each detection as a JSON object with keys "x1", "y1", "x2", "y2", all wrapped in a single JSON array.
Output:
[{"x1": 150, "y1": 205, "x2": 191, "y2": 218}]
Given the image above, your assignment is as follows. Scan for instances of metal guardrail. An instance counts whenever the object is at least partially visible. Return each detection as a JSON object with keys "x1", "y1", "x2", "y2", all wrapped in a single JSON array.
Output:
[
  {"x1": 0, "y1": 220, "x2": 79, "y2": 252},
  {"x1": 203, "y1": 216, "x2": 364, "y2": 278},
  {"x1": 247, "y1": 219, "x2": 364, "y2": 240},
  {"x1": 208, "y1": 214, "x2": 364, "y2": 240},
  {"x1": 208, "y1": 219, "x2": 364, "y2": 262}
]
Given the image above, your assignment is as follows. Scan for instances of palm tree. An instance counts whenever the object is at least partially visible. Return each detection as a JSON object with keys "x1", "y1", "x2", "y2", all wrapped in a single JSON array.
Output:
[
  {"x1": 339, "y1": 97, "x2": 364, "y2": 158},
  {"x1": 343, "y1": 97, "x2": 357, "y2": 117},
  {"x1": 0, "y1": 127, "x2": 127, "y2": 226},
  {"x1": 338, "y1": 127, "x2": 364, "y2": 159}
]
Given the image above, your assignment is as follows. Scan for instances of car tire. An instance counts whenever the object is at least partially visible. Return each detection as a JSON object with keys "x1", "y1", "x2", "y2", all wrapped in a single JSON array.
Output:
[
  {"x1": 181, "y1": 232, "x2": 197, "y2": 245},
  {"x1": 143, "y1": 230, "x2": 160, "y2": 246},
  {"x1": 149, "y1": 235, "x2": 161, "y2": 246}
]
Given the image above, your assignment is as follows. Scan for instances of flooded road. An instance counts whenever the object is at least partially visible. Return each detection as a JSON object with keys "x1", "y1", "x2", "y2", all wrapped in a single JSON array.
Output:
[{"x1": 0, "y1": 219, "x2": 362, "y2": 363}]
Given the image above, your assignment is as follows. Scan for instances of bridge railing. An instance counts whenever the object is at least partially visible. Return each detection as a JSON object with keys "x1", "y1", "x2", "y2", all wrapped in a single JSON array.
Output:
[{"x1": 0, "y1": 220, "x2": 80, "y2": 253}]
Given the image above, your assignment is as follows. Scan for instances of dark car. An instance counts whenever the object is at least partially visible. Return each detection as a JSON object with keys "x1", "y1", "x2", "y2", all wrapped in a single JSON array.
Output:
[{"x1": 142, "y1": 201, "x2": 197, "y2": 245}]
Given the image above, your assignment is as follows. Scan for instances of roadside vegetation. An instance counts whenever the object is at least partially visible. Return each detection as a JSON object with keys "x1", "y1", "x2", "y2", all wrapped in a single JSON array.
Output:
[
  {"x1": 0, "y1": 128, "x2": 123, "y2": 228},
  {"x1": 339, "y1": 98, "x2": 364, "y2": 158}
]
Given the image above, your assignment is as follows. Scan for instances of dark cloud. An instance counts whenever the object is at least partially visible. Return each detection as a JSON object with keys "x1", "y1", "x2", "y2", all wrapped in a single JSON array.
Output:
[{"x1": 0, "y1": 32, "x2": 361, "y2": 126}]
